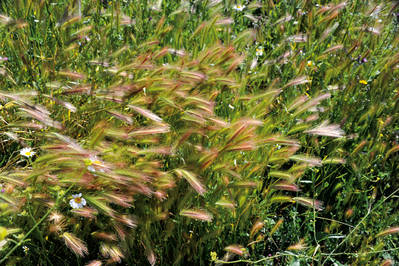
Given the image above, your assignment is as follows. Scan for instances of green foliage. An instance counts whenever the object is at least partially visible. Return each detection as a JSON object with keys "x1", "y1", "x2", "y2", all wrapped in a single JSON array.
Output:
[{"x1": 0, "y1": 0, "x2": 398, "y2": 265}]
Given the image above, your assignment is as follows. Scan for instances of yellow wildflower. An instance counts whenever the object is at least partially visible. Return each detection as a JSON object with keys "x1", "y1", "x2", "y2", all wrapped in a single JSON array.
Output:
[
  {"x1": 0, "y1": 227, "x2": 7, "y2": 241},
  {"x1": 210, "y1": 251, "x2": 217, "y2": 261}
]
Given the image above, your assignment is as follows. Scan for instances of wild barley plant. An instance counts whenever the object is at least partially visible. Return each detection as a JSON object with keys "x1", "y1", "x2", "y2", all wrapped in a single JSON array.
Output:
[{"x1": 0, "y1": 0, "x2": 397, "y2": 265}]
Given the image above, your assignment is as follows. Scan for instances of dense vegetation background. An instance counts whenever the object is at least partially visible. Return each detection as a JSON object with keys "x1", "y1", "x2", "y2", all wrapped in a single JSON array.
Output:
[{"x1": 0, "y1": 0, "x2": 398, "y2": 265}]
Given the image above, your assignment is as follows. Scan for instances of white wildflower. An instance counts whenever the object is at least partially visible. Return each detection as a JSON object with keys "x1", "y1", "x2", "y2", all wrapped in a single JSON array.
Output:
[
  {"x1": 23, "y1": 245, "x2": 29, "y2": 254},
  {"x1": 233, "y1": 4, "x2": 245, "y2": 11},
  {"x1": 69, "y1": 193, "x2": 87, "y2": 209},
  {"x1": 255, "y1": 46, "x2": 264, "y2": 57},
  {"x1": 87, "y1": 156, "x2": 105, "y2": 173},
  {"x1": 20, "y1": 147, "x2": 35, "y2": 158}
]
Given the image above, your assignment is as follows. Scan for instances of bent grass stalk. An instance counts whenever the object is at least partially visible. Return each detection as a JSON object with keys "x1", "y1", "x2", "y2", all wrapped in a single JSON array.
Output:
[
  {"x1": 215, "y1": 252, "x2": 317, "y2": 264},
  {"x1": 321, "y1": 187, "x2": 399, "y2": 265},
  {"x1": 320, "y1": 247, "x2": 399, "y2": 257}
]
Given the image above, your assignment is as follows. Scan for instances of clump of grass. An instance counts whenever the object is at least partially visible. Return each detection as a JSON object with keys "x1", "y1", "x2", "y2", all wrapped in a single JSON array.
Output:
[{"x1": 0, "y1": 0, "x2": 398, "y2": 265}]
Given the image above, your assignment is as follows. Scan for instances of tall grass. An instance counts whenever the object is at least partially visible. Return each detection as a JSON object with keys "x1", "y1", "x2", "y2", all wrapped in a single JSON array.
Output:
[{"x1": 0, "y1": 0, "x2": 398, "y2": 265}]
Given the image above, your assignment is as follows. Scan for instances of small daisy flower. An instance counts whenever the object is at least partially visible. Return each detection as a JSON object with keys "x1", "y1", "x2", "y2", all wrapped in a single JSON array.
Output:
[
  {"x1": 22, "y1": 245, "x2": 29, "y2": 254},
  {"x1": 307, "y1": 60, "x2": 313, "y2": 67},
  {"x1": 69, "y1": 193, "x2": 87, "y2": 209},
  {"x1": 255, "y1": 47, "x2": 264, "y2": 57},
  {"x1": 233, "y1": 4, "x2": 245, "y2": 11},
  {"x1": 87, "y1": 156, "x2": 102, "y2": 166},
  {"x1": 20, "y1": 147, "x2": 35, "y2": 158},
  {"x1": 86, "y1": 156, "x2": 105, "y2": 173},
  {"x1": 359, "y1": 80, "x2": 368, "y2": 85}
]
